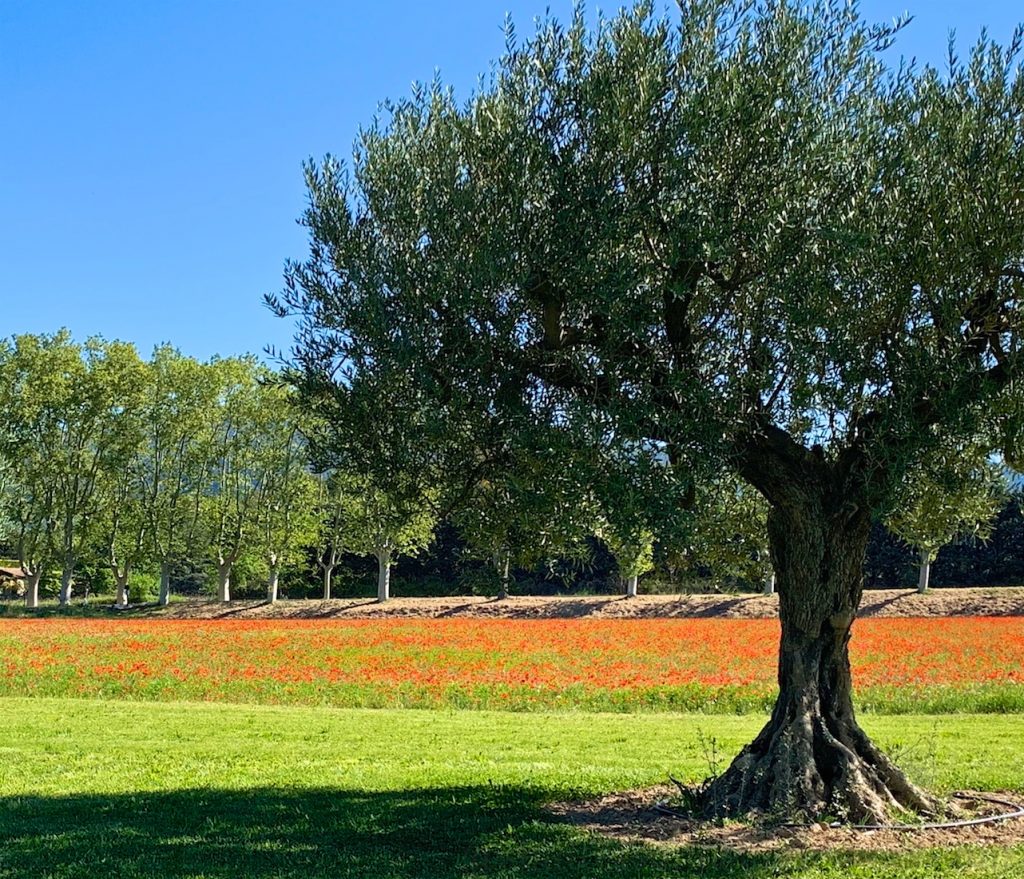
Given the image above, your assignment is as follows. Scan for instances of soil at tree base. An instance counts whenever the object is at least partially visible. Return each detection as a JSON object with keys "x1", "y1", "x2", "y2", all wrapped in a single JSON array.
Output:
[{"x1": 551, "y1": 784, "x2": 1024, "y2": 853}]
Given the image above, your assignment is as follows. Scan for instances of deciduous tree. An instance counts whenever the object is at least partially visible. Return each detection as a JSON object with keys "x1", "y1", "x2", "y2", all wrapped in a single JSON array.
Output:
[
  {"x1": 887, "y1": 446, "x2": 1009, "y2": 592},
  {"x1": 141, "y1": 346, "x2": 222, "y2": 606}
]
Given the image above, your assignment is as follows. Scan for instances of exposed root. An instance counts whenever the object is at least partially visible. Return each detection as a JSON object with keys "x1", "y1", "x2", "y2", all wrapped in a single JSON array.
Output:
[{"x1": 701, "y1": 711, "x2": 940, "y2": 824}]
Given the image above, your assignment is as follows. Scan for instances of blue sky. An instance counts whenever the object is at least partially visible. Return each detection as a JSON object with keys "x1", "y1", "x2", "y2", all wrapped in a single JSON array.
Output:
[{"x1": 2, "y1": 1, "x2": 1021, "y2": 362}]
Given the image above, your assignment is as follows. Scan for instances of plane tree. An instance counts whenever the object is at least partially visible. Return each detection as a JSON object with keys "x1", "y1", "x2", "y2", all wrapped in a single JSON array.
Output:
[
  {"x1": 251, "y1": 399, "x2": 320, "y2": 603},
  {"x1": 274, "y1": 1, "x2": 1024, "y2": 822},
  {"x1": 590, "y1": 445, "x2": 684, "y2": 598},
  {"x1": 887, "y1": 444, "x2": 1009, "y2": 592},
  {"x1": 313, "y1": 471, "x2": 347, "y2": 600},
  {"x1": 202, "y1": 358, "x2": 276, "y2": 602},
  {"x1": 332, "y1": 472, "x2": 437, "y2": 602},
  {"x1": 140, "y1": 347, "x2": 223, "y2": 606}
]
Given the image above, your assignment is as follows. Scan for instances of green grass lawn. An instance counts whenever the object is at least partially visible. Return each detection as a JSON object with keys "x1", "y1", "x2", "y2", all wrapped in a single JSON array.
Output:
[{"x1": 1, "y1": 697, "x2": 1022, "y2": 877}]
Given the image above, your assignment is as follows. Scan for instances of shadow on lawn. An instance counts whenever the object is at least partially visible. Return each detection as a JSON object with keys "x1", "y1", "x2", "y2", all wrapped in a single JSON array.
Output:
[{"x1": 0, "y1": 784, "x2": 786, "y2": 878}]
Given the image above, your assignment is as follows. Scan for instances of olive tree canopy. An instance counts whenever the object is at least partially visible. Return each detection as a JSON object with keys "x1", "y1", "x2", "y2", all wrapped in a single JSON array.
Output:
[{"x1": 273, "y1": 0, "x2": 1024, "y2": 822}]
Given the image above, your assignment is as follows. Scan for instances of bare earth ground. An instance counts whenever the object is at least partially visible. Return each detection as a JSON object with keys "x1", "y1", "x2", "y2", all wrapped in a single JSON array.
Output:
[
  {"x1": 549, "y1": 785, "x2": 1024, "y2": 853},
  {"x1": 150, "y1": 588, "x2": 1024, "y2": 620}
]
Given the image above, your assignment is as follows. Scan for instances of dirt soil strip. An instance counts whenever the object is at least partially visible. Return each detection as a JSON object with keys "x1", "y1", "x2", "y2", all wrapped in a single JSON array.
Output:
[
  {"x1": 548, "y1": 785, "x2": 1024, "y2": 853},
  {"x1": 144, "y1": 588, "x2": 1024, "y2": 620}
]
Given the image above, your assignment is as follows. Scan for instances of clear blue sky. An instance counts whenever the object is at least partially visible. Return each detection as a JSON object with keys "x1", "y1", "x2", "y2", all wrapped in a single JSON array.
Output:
[{"x1": 2, "y1": 1, "x2": 1021, "y2": 361}]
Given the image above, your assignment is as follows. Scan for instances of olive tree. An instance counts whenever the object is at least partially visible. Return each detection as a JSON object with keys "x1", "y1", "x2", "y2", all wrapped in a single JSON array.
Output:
[{"x1": 274, "y1": 1, "x2": 1024, "y2": 822}]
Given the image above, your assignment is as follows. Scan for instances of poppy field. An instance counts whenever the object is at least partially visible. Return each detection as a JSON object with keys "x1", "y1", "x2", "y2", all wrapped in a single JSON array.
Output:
[{"x1": 3, "y1": 616, "x2": 1022, "y2": 714}]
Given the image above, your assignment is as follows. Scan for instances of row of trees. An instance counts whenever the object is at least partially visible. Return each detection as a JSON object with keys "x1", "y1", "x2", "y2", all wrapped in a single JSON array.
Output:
[
  {"x1": 0, "y1": 334, "x2": 310, "y2": 606},
  {"x1": 0, "y1": 335, "x2": 441, "y2": 607},
  {"x1": 0, "y1": 331, "x2": 1013, "y2": 608}
]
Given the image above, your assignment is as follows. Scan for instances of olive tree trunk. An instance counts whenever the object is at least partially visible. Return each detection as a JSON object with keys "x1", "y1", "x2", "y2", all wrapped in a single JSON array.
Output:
[
  {"x1": 376, "y1": 550, "x2": 392, "y2": 602},
  {"x1": 703, "y1": 489, "x2": 937, "y2": 823},
  {"x1": 625, "y1": 574, "x2": 638, "y2": 598}
]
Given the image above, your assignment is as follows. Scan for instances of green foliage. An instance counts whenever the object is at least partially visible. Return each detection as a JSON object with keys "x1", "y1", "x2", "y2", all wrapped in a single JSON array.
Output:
[
  {"x1": 677, "y1": 476, "x2": 771, "y2": 587},
  {"x1": 0, "y1": 335, "x2": 327, "y2": 602},
  {"x1": 0, "y1": 333, "x2": 149, "y2": 590},
  {"x1": 597, "y1": 521, "x2": 655, "y2": 581},
  {"x1": 887, "y1": 444, "x2": 1010, "y2": 560},
  {"x1": 141, "y1": 345, "x2": 226, "y2": 578},
  {"x1": 454, "y1": 438, "x2": 595, "y2": 578},
  {"x1": 275, "y1": 0, "x2": 1024, "y2": 553},
  {"x1": 202, "y1": 358, "x2": 267, "y2": 573},
  {"x1": 334, "y1": 473, "x2": 437, "y2": 563},
  {"x1": 251, "y1": 413, "x2": 320, "y2": 579}
]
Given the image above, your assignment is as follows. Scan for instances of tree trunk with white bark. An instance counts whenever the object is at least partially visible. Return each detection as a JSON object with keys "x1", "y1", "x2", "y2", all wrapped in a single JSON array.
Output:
[
  {"x1": 625, "y1": 574, "x2": 638, "y2": 598},
  {"x1": 917, "y1": 550, "x2": 931, "y2": 594},
  {"x1": 267, "y1": 564, "x2": 280, "y2": 603},
  {"x1": 217, "y1": 560, "x2": 232, "y2": 603},
  {"x1": 322, "y1": 564, "x2": 335, "y2": 600},
  {"x1": 114, "y1": 574, "x2": 130, "y2": 608},
  {"x1": 493, "y1": 549, "x2": 510, "y2": 600},
  {"x1": 24, "y1": 571, "x2": 41, "y2": 609},
  {"x1": 377, "y1": 550, "x2": 392, "y2": 602},
  {"x1": 158, "y1": 562, "x2": 172, "y2": 606},
  {"x1": 763, "y1": 570, "x2": 776, "y2": 596},
  {"x1": 58, "y1": 564, "x2": 74, "y2": 606}
]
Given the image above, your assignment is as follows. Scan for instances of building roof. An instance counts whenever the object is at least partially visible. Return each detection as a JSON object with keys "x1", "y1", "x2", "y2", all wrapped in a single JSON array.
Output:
[{"x1": 0, "y1": 566, "x2": 26, "y2": 579}]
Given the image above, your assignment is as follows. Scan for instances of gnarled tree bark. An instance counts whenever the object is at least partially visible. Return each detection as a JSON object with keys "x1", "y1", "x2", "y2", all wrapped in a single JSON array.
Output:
[{"x1": 703, "y1": 437, "x2": 939, "y2": 823}]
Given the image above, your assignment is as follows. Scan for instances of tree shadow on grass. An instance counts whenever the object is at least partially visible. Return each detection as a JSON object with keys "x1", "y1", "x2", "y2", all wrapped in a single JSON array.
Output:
[{"x1": 0, "y1": 784, "x2": 788, "y2": 879}]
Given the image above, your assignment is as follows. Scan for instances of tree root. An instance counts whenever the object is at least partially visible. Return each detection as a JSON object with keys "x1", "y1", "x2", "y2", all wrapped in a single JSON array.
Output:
[{"x1": 701, "y1": 710, "x2": 941, "y2": 824}]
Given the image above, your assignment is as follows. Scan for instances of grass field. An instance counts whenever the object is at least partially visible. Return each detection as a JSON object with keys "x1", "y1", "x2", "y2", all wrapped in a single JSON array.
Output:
[
  {"x1": 1, "y1": 698, "x2": 1023, "y2": 878},
  {"x1": 3, "y1": 616, "x2": 1022, "y2": 713},
  {"x1": 4, "y1": 614, "x2": 1023, "y2": 877}
]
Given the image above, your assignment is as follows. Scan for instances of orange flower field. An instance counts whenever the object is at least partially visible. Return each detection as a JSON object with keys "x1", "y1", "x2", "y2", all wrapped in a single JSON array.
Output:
[{"x1": 3, "y1": 616, "x2": 1023, "y2": 713}]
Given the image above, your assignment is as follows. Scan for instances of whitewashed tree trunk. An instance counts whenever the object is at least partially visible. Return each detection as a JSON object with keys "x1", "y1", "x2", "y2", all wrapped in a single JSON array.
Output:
[
  {"x1": 217, "y1": 561, "x2": 232, "y2": 603},
  {"x1": 625, "y1": 574, "x2": 638, "y2": 598},
  {"x1": 377, "y1": 550, "x2": 392, "y2": 602},
  {"x1": 115, "y1": 574, "x2": 130, "y2": 608},
  {"x1": 267, "y1": 565, "x2": 280, "y2": 603},
  {"x1": 917, "y1": 550, "x2": 931, "y2": 594},
  {"x1": 763, "y1": 571, "x2": 776, "y2": 596},
  {"x1": 158, "y1": 562, "x2": 171, "y2": 606},
  {"x1": 24, "y1": 571, "x2": 41, "y2": 609},
  {"x1": 322, "y1": 565, "x2": 334, "y2": 600},
  {"x1": 493, "y1": 549, "x2": 510, "y2": 600},
  {"x1": 58, "y1": 566, "x2": 73, "y2": 606}
]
